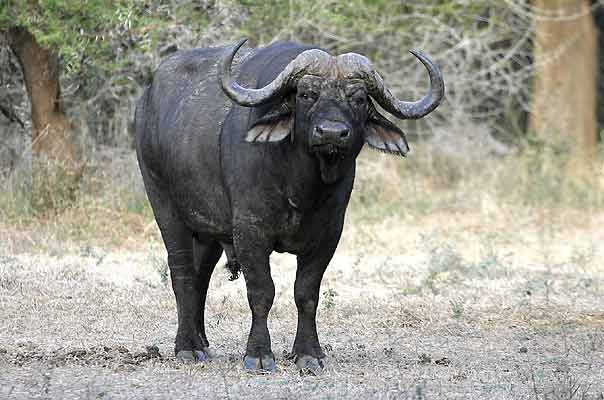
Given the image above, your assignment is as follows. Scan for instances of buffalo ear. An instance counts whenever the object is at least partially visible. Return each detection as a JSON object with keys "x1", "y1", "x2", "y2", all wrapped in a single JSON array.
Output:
[
  {"x1": 365, "y1": 109, "x2": 410, "y2": 156},
  {"x1": 246, "y1": 104, "x2": 293, "y2": 142}
]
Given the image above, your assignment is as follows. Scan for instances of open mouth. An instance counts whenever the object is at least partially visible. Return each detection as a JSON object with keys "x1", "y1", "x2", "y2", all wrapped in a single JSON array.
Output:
[
  {"x1": 313, "y1": 143, "x2": 346, "y2": 164},
  {"x1": 312, "y1": 143, "x2": 347, "y2": 184}
]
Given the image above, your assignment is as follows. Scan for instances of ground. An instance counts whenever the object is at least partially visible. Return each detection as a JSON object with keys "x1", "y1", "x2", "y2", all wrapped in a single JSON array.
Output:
[{"x1": 1, "y1": 206, "x2": 603, "y2": 400}]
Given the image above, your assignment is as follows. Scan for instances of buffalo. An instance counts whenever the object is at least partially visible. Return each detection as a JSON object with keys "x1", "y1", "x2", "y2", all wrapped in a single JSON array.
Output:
[{"x1": 135, "y1": 38, "x2": 444, "y2": 372}]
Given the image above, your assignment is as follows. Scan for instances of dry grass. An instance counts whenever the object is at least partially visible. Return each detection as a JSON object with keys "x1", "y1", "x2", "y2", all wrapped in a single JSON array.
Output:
[
  {"x1": 2, "y1": 140, "x2": 603, "y2": 251},
  {"x1": 0, "y1": 215, "x2": 603, "y2": 399},
  {"x1": 1, "y1": 144, "x2": 604, "y2": 399},
  {"x1": 0, "y1": 148, "x2": 154, "y2": 252}
]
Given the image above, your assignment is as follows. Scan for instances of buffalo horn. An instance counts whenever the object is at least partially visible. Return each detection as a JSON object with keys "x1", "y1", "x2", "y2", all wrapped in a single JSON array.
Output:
[
  {"x1": 219, "y1": 38, "x2": 331, "y2": 107},
  {"x1": 338, "y1": 50, "x2": 445, "y2": 120}
]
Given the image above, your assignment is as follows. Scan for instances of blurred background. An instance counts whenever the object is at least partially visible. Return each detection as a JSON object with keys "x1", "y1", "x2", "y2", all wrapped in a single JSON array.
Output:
[{"x1": 1, "y1": 0, "x2": 604, "y2": 239}]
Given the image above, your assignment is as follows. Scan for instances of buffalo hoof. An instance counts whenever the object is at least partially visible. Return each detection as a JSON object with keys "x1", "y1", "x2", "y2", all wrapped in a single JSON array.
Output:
[
  {"x1": 176, "y1": 348, "x2": 210, "y2": 363},
  {"x1": 295, "y1": 355, "x2": 324, "y2": 375},
  {"x1": 243, "y1": 354, "x2": 276, "y2": 372}
]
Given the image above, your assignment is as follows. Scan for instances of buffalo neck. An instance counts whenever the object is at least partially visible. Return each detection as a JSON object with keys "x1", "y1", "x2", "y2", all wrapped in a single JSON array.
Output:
[{"x1": 279, "y1": 138, "x2": 355, "y2": 213}]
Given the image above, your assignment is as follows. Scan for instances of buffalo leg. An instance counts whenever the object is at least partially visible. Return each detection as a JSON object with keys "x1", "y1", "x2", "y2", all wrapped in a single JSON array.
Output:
[
  {"x1": 234, "y1": 230, "x2": 276, "y2": 372},
  {"x1": 193, "y1": 237, "x2": 223, "y2": 350},
  {"x1": 292, "y1": 240, "x2": 339, "y2": 371},
  {"x1": 140, "y1": 173, "x2": 208, "y2": 362},
  {"x1": 165, "y1": 231, "x2": 209, "y2": 361}
]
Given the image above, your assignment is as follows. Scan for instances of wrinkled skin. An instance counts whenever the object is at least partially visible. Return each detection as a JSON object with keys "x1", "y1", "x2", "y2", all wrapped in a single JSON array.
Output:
[{"x1": 135, "y1": 41, "x2": 438, "y2": 373}]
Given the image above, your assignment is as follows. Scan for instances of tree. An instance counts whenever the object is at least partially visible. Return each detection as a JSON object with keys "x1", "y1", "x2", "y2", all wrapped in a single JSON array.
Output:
[
  {"x1": 6, "y1": 25, "x2": 75, "y2": 162},
  {"x1": 1, "y1": 0, "x2": 210, "y2": 211},
  {"x1": 530, "y1": 0, "x2": 599, "y2": 154}
]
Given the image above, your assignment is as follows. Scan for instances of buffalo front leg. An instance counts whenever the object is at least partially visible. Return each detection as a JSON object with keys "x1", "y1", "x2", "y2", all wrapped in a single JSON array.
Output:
[
  {"x1": 292, "y1": 243, "x2": 339, "y2": 372},
  {"x1": 234, "y1": 230, "x2": 276, "y2": 372}
]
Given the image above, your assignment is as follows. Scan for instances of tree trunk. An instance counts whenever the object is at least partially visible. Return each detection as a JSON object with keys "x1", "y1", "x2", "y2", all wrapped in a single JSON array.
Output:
[
  {"x1": 7, "y1": 27, "x2": 82, "y2": 213},
  {"x1": 7, "y1": 27, "x2": 76, "y2": 162},
  {"x1": 530, "y1": 0, "x2": 598, "y2": 154}
]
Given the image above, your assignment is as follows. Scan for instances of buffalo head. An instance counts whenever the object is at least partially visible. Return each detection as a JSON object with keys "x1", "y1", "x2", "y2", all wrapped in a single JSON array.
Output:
[{"x1": 219, "y1": 39, "x2": 445, "y2": 184}]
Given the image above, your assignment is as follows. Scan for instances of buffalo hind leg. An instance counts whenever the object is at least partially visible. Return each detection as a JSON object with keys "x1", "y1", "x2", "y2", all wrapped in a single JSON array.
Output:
[
  {"x1": 193, "y1": 237, "x2": 223, "y2": 354},
  {"x1": 234, "y1": 229, "x2": 276, "y2": 372},
  {"x1": 166, "y1": 232, "x2": 208, "y2": 362},
  {"x1": 144, "y1": 197, "x2": 206, "y2": 360},
  {"x1": 138, "y1": 163, "x2": 212, "y2": 362}
]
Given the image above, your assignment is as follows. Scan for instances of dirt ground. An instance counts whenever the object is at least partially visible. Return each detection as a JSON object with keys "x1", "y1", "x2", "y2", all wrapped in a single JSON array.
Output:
[{"x1": 1, "y1": 210, "x2": 603, "y2": 399}]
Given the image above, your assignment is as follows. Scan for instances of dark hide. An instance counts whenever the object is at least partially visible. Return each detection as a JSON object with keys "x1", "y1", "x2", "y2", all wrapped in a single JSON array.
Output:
[{"x1": 135, "y1": 42, "x2": 413, "y2": 371}]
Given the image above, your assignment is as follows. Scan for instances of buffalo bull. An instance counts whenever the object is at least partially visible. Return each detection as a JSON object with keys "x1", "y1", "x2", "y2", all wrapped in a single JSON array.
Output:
[{"x1": 135, "y1": 39, "x2": 444, "y2": 372}]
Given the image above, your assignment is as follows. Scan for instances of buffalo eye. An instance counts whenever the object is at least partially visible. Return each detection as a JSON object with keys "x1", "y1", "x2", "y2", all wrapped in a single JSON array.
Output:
[
  {"x1": 298, "y1": 90, "x2": 318, "y2": 102},
  {"x1": 350, "y1": 94, "x2": 367, "y2": 107}
]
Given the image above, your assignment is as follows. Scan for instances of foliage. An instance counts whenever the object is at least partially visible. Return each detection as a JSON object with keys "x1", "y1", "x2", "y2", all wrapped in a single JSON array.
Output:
[
  {"x1": 321, "y1": 288, "x2": 338, "y2": 310},
  {"x1": 238, "y1": 0, "x2": 490, "y2": 54},
  {"x1": 1, "y1": 0, "x2": 213, "y2": 148},
  {"x1": 1, "y1": 0, "x2": 536, "y2": 149},
  {"x1": 1, "y1": 1, "x2": 208, "y2": 80}
]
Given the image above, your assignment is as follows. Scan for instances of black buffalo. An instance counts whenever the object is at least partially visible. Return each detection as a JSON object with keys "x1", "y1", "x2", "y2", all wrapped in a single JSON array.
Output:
[{"x1": 135, "y1": 39, "x2": 444, "y2": 372}]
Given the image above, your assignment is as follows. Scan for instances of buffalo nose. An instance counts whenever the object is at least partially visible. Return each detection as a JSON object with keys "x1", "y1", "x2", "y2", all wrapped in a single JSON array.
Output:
[{"x1": 315, "y1": 122, "x2": 350, "y2": 139}]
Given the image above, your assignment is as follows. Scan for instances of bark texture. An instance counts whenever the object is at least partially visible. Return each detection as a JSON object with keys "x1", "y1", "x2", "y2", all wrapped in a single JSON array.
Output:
[
  {"x1": 530, "y1": 0, "x2": 598, "y2": 154},
  {"x1": 7, "y1": 27, "x2": 76, "y2": 162},
  {"x1": 7, "y1": 27, "x2": 82, "y2": 213}
]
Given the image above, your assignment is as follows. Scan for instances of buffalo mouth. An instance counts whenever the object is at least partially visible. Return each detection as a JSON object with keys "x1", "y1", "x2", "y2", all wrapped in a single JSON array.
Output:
[
  {"x1": 312, "y1": 143, "x2": 347, "y2": 164},
  {"x1": 312, "y1": 143, "x2": 348, "y2": 183}
]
